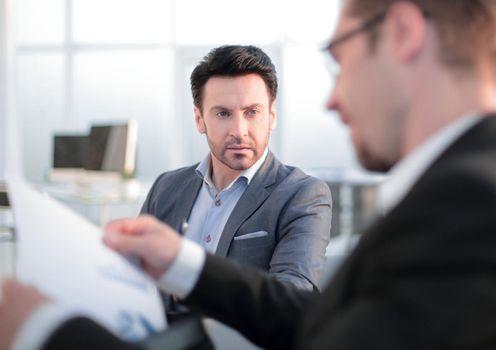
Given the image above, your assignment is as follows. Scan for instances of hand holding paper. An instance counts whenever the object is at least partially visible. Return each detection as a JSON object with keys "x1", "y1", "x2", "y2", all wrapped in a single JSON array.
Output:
[
  {"x1": 5, "y1": 178, "x2": 167, "y2": 342},
  {"x1": 0, "y1": 279, "x2": 50, "y2": 350},
  {"x1": 104, "y1": 215, "x2": 182, "y2": 279}
]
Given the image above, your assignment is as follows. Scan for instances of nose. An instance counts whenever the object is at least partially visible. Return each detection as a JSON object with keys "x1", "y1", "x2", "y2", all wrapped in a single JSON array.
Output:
[
  {"x1": 326, "y1": 87, "x2": 338, "y2": 111},
  {"x1": 325, "y1": 83, "x2": 349, "y2": 125},
  {"x1": 229, "y1": 113, "x2": 249, "y2": 139}
]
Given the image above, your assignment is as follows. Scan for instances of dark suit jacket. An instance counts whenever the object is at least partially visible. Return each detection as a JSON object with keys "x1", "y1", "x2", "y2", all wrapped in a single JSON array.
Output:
[
  {"x1": 42, "y1": 118, "x2": 496, "y2": 349},
  {"x1": 43, "y1": 316, "x2": 214, "y2": 350},
  {"x1": 141, "y1": 151, "x2": 332, "y2": 290},
  {"x1": 182, "y1": 116, "x2": 496, "y2": 349}
]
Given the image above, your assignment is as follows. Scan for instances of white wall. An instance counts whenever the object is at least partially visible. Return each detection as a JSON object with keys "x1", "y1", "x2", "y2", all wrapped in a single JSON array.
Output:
[
  {"x1": 0, "y1": 0, "x2": 6, "y2": 180},
  {"x1": 0, "y1": 0, "x2": 16, "y2": 281},
  {"x1": 0, "y1": 0, "x2": 16, "y2": 180}
]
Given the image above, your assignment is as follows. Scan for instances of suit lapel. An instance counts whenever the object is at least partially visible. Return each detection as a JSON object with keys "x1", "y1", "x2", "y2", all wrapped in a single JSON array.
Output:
[
  {"x1": 215, "y1": 152, "x2": 280, "y2": 257},
  {"x1": 171, "y1": 174, "x2": 203, "y2": 235}
]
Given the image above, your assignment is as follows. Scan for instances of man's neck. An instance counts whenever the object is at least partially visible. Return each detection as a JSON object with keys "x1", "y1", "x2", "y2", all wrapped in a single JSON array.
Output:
[
  {"x1": 402, "y1": 69, "x2": 496, "y2": 158},
  {"x1": 209, "y1": 155, "x2": 243, "y2": 192}
]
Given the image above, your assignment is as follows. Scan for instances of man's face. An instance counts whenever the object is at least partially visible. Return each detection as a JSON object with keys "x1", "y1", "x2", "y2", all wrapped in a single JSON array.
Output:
[
  {"x1": 326, "y1": 1, "x2": 407, "y2": 172},
  {"x1": 194, "y1": 73, "x2": 276, "y2": 171}
]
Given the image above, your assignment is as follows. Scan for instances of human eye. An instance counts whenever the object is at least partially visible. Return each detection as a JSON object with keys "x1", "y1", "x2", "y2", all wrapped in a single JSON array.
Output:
[
  {"x1": 324, "y1": 53, "x2": 341, "y2": 80},
  {"x1": 246, "y1": 109, "x2": 259, "y2": 117},
  {"x1": 216, "y1": 110, "x2": 230, "y2": 119}
]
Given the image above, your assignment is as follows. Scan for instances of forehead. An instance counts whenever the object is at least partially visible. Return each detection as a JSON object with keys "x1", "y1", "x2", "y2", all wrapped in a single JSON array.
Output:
[
  {"x1": 326, "y1": 4, "x2": 360, "y2": 51},
  {"x1": 202, "y1": 74, "x2": 271, "y2": 107},
  {"x1": 334, "y1": 0, "x2": 360, "y2": 32},
  {"x1": 341, "y1": 0, "x2": 357, "y2": 17}
]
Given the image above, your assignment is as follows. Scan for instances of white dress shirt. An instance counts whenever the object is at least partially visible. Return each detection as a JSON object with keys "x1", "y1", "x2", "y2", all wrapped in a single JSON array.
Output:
[{"x1": 378, "y1": 115, "x2": 480, "y2": 214}]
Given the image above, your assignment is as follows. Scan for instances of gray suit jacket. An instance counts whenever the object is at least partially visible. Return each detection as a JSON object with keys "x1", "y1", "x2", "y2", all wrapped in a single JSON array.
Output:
[{"x1": 141, "y1": 152, "x2": 332, "y2": 290}]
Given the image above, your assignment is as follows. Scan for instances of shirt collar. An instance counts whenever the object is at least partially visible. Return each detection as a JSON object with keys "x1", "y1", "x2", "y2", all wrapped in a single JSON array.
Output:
[
  {"x1": 241, "y1": 147, "x2": 269, "y2": 184},
  {"x1": 378, "y1": 114, "x2": 481, "y2": 214},
  {"x1": 195, "y1": 147, "x2": 269, "y2": 189}
]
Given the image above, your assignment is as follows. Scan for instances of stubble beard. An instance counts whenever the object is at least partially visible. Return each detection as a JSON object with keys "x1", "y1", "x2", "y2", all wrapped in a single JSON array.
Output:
[{"x1": 357, "y1": 145, "x2": 394, "y2": 173}]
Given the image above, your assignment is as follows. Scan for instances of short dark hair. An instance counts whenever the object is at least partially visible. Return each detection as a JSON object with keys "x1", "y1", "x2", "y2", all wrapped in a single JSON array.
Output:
[
  {"x1": 190, "y1": 45, "x2": 278, "y2": 110},
  {"x1": 348, "y1": 0, "x2": 496, "y2": 70}
]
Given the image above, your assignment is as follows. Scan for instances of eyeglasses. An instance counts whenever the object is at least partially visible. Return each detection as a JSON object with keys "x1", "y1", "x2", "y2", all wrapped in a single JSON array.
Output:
[
  {"x1": 322, "y1": 11, "x2": 386, "y2": 79},
  {"x1": 323, "y1": 8, "x2": 431, "y2": 73},
  {"x1": 324, "y1": 11, "x2": 386, "y2": 57}
]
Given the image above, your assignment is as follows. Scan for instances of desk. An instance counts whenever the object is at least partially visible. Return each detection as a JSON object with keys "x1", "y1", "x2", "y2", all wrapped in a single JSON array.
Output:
[
  {"x1": 0, "y1": 231, "x2": 15, "y2": 280},
  {"x1": 38, "y1": 179, "x2": 151, "y2": 226},
  {"x1": 0, "y1": 208, "x2": 15, "y2": 281},
  {"x1": 306, "y1": 168, "x2": 386, "y2": 237}
]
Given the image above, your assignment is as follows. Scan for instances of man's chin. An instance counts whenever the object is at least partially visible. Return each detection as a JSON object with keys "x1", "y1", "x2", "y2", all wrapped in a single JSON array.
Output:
[
  {"x1": 357, "y1": 150, "x2": 392, "y2": 173},
  {"x1": 222, "y1": 157, "x2": 256, "y2": 171}
]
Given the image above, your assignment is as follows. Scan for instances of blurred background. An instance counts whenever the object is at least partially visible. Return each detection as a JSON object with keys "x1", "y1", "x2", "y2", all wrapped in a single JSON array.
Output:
[
  {"x1": 0, "y1": 4, "x2": 386, "y2": 345},
  {"x1": 1, "y1": 0, "x2": 385, "y2": 281},
  {"x1": 14, "y1": 0, "x2": 357, "y2": 183}
]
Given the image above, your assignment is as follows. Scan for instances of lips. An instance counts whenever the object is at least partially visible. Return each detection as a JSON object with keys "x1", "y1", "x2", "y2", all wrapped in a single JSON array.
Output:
[
  {"x1": 337, "y1": 109, "x2": 350, "y2": 125},
  {"x1": 227, "y1": 144, "x2": 252, "y2": 150}
]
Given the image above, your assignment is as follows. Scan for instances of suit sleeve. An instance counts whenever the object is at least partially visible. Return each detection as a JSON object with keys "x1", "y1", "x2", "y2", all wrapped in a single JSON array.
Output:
[
  {"x1": 43, "y1": 316, "x2": 214, "y2": 350},
  {"x1": 42, "y1": 317, "x2": 143, "y2": 350},
  {"x1": 184, "y1": 254, "x2": 316, "y2": 350},
  {"x1": 270, "y1": 178, "x2": 332, "y2": 291},
  {"x1": 298, "y1": 156, "x2": 496, "y2": 349},
  {"x1": 140, "y1": 173, "x2": 165, "y2": 215}
]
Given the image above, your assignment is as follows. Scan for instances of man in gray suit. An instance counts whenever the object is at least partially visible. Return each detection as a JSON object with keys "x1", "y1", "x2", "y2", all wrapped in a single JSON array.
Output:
[{"x1": 142, "y1": 45, "x2": 332, "y2": 291}]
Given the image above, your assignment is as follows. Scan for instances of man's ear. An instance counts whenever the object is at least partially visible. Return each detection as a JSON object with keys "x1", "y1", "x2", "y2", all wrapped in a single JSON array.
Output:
[
  {"x1": 269, "y1": 101, "x2": 277, "y2": 130},
  {"x1": 194, "y1": 106, "x2": 206, "y2": 134},
  {"x1": 387, "y1": 1, "x2": 427, "y2": 63}
]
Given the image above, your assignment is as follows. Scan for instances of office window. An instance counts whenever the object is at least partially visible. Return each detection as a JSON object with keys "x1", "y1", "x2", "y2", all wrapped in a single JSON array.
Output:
[
  {"x1": 17, "y1": 53, "x2": 66, "y2": 179},
  {"x1": 16, "y1": 0, "x2": 64, "y2": 44},
  {"x1": 73, "y1": 51, "x2": 175, "y2": 176},
  {"x1": 73, "y1": 51, "x2": 172, "y2": 122},
  {"x1": 282, "y1": 44, "x2": 357, "y2": 169},
  {"x1": 175, "y1": 0, "x2": 282, "y2": 45},
  {"x1": 15, "y1": 0, "x2": 356, "y2": 183},
  {"x1": 73, "y1": 0, "x2": 173, "y2": 44},
  {"x1": 282, "y1": 1, "x2": 340, "y2": 44},
  {"x1": 15, "y1": 0, "x2": 175, "y2": 181}
]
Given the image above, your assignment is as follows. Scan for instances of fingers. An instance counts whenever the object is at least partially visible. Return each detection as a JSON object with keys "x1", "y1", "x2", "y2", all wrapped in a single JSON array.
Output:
[
  {"x1": 103, "y1": 215, "x2": 160, "y2": 253},
  {"x1": 103, "y1": 215, "x2": 178, "y2": 254},
  {"x1": 103, "y1": 231, "x2": 152, "y2": 257},
  {"x1": 0, "y1": 279, "x2": 50, "y2": 350},
  {"x1": 1, "y1": 279, "x2": 50, "y2": 305},
  {"x1": 2, "y1": 278, "x2": 26, "y2": 299},
  {"x1": 1, "y1": 278, "x2": 15, "y2": 300},
  {"x1": 105, "y1": 214, "x2": 159, "y2": 236},
  {"x1": 2, "y1": 278, "x2": 17, "y2": 291},
  {"x1": 102, "y1": 215, "x2": 182, "y2": 278}
]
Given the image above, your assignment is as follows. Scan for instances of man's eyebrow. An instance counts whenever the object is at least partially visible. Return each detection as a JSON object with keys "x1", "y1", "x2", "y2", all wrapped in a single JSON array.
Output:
[
  {"x1": 209, "y1": 104, "x2": 265, "y2": 112},
  {"x1": 209, "y1": 105, "x2": 230, "y2": 112},
  {"x1": 242, "y1": 103, "x2": 264, "y2": 110}
]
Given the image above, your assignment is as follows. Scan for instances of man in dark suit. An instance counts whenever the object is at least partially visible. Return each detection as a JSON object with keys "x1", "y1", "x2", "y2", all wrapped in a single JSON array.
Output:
[
  {"x1": 2, "y1": 0, "x2": 496, "y2": 349},
  {"x1": 141, "y1": 45, "x2": 331, "y2": 291}
]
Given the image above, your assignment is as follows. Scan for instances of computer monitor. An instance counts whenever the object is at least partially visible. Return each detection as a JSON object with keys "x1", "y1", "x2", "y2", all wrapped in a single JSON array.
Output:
[
  {"x1": 51, "y1": 120, "x2": 137, "y2": 181},
  {"x1": 84, "y1": 121, "x2": 137, "y2": 177},
  {"x1": 53, "y1": 135, "x2": 87, "y2": 169},
  {"x1": 0, "y1": 182, "x2": 9, "y2": 208}
]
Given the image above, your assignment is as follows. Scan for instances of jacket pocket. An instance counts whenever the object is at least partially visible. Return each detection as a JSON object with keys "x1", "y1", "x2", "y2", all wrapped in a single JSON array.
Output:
[{"x1": 233, "y1": 230, "x2": 268, "y2": 241}]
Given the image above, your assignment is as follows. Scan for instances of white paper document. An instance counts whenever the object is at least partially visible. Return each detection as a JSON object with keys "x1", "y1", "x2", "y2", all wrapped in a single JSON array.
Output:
[{"x1": 7, "y1": 177, "x2": 167, "y2": 341}]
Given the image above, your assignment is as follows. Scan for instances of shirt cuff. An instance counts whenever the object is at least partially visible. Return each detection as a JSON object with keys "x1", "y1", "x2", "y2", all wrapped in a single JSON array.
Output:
[
  {"x1": 156, "y1": 238, "x2": 206, "y2": 299},
  {"x1": 12, "y1": 302, "x2": 84, "y2": 350}
]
